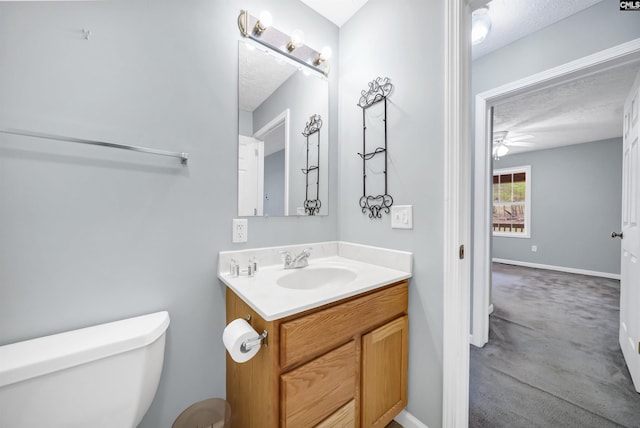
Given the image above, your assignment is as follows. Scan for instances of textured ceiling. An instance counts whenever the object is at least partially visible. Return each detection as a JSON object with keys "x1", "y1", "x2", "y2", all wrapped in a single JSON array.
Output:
[
  {"x1": 493, "y1": 59, "x2": 640, "y2": 155},
  {"x1": 239, "y1": 42, "x2": 297, "y2": 112},
  {"x1": 472, "y1": 0, "x2": 603, "y2": 60},
  {"x1": 298, "y1": 0, "x2": 602, "y2": 42}
]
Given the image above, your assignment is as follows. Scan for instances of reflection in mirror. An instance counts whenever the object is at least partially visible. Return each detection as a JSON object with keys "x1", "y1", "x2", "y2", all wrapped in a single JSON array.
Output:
[{"x1": 238, "y1": 40, "x2": 329, "y2": 216}]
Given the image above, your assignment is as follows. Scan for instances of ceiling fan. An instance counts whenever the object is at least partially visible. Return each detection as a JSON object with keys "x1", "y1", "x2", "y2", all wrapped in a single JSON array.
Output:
[{"x1": 492, "y1": 130, "x2": 535, "y2": 159}]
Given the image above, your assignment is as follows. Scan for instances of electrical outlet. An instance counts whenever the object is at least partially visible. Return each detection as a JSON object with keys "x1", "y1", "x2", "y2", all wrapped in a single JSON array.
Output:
[
  {"x1": 531, "y1": 245, "x2": 537, "y2": 252},
  {"x1": 232, "y1": 219, "x2": 248, "y2": 243},
  {"x1": 391, "y1": 205, "x2": 413, "y2": 229}
]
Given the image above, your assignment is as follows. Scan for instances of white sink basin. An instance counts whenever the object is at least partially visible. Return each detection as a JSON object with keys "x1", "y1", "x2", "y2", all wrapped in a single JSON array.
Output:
[
  {"x1": 276, "y1": 266, "x2": 357, "y2": 290},
  {"x1": 218, "y1": 245, "x2": 413, "y2": 321}
]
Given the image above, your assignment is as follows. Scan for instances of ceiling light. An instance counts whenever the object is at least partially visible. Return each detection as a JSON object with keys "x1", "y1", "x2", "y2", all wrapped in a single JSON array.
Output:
[
  {"x1": 493, "y1": 143, "x2": 509, "y2": 160},
  {"x1": 471, "y1": 7, "x2": 491, "y2": 45}
]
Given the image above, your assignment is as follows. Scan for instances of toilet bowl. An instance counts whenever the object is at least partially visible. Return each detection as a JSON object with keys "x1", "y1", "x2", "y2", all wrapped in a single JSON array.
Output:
[{"x1": 0, "y1": 311, "x2": 170, "y2": 428}]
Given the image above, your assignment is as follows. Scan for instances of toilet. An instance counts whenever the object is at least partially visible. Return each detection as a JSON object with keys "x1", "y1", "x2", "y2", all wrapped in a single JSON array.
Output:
[{"x1": 0, "y1": 311, "x2": 170, "y2": 428}]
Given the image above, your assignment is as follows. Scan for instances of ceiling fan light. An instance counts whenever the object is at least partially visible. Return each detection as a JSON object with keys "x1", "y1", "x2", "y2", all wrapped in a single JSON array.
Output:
[
  {"x1": 472, "y1": 7, "x2": 492, "y2": 45},
  {"x1": 495, "y1": 143, "x2": 509, "y2": 157}
]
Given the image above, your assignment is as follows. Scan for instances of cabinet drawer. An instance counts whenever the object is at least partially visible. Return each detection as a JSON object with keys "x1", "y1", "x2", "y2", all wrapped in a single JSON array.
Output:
[
  {"x1": 280, "y1": 341, "x2": 355, "y2": 428},
  {"x1": 280, "y1": 281, "x2": 408, "y2": 368},
  {"x1": 316, "y1": 400, "x2": 356, "y2": 428}
]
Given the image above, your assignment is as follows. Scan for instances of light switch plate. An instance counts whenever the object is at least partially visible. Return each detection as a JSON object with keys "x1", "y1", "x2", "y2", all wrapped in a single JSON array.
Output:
[
  {"x1": 232, "y1": 219, "x2": 248, "y2": 243},
  {"x1": 391, "y1": 205, "x2": 413, "y2": 229}
]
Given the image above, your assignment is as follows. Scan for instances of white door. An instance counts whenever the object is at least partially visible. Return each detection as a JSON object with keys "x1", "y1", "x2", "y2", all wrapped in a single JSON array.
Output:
[
  {"x1": 619, "y1": 67, "x2": 640, "y2": 393},
  {"x1": 238, "y1": 136, "x2": 264, "y2": 216}
]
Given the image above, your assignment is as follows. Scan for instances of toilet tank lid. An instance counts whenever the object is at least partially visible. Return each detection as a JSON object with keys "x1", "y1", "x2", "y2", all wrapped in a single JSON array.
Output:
[{"x1": 0, "y1": 311, "x2": 170, "y2": 388}]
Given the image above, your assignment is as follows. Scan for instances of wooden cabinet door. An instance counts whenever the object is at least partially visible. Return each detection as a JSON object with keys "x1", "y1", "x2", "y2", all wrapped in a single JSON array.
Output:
[{"x1": 361, "y1": 315, "x2": 408, "y2": 428}]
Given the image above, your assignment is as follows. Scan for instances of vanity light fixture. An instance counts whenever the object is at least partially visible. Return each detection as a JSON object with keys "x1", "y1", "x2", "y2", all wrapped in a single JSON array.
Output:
[
  {"x1": 471, "y1": 7, "x2": 492, "y2": 45},
  {"x1": 238, "y1": 10, "x2": 331, "y2": 76}
]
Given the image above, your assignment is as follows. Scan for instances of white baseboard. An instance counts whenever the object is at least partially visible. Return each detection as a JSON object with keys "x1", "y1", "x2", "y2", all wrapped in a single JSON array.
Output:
[
  {"x1": 492, "y1": 258, "x2": 620, "y2": 280},
  {"x1": 488, "y1": 303, "x2": 494, "y2": 315},
  {"x1": 395, "y1": 409, "x2": 429, "y2": 428}
]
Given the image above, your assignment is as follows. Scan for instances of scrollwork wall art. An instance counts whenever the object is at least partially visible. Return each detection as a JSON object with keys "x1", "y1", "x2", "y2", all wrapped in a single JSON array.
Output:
[
  {"x1": 301, "y1": 114, "x2": 322, "y2": 215},
  {"x1": 357, "y1": 77, "x2": 394, "y2": 219}
]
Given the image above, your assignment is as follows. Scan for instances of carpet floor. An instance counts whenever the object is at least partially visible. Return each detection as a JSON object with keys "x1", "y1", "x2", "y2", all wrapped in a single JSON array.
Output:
[{"x1": 469, "y1": 263, "x2": 640, "y2": 428}]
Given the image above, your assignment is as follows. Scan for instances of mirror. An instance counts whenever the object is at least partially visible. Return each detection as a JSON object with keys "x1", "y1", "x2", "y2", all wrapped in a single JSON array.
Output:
[{"x1": 238, "y1": 40, "x2": 329, "y2": 216}]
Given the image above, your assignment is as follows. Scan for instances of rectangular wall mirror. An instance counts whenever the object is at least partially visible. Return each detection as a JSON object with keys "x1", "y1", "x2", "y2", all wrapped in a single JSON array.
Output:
[{"x1": 238, "y1": 40, "x2": 329, "y2": 216}]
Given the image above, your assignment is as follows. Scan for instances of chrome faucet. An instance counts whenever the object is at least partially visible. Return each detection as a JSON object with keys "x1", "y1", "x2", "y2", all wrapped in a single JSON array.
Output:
[{"x1": 280, "y1": 248, "x2": 312, "y2": 269}]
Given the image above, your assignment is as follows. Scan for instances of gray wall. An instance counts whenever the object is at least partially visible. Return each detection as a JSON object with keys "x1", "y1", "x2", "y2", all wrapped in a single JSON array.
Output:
[
  {"x1": 338, "y1": 0, "x2": 445, "y2": 426},
  {"x1": 493, "y1": 139, "x2": 623, "y2": 275},
  {"x1": 238, "y1": 109, "x2": 253, "y2": 136},
  {"x1": 0, "y1": 1, "x2": 338, "y2": 427}
]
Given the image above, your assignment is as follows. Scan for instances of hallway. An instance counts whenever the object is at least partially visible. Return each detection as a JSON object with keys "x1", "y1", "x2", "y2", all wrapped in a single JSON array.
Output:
[{"x1": 469, "y1": 263, "x2": 640, "y2": 427}]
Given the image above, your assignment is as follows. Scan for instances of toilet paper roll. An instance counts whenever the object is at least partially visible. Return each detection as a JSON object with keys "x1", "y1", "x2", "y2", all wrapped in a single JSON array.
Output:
[{"x1": 223, "y1": 318, "x2": 261, "y2": 363}]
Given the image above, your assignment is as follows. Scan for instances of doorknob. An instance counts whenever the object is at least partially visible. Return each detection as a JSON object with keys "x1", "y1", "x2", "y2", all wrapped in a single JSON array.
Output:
[{"x1": 611, "y1": 232, "x2": 624, "y2": 239}]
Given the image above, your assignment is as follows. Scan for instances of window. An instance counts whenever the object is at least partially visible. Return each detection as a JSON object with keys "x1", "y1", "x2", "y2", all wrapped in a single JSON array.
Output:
[{"x1": 493, "y1": 165, "x2": 531, "y2": 238}]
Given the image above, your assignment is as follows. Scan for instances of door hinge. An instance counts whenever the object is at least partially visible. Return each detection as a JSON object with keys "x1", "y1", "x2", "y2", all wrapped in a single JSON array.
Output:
[{"x1": 459, "y1": 245, "x2": 465, "y2": 260}]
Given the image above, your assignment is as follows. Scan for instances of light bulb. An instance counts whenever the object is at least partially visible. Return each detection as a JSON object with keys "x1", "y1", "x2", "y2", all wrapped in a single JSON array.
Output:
[
  {"x1": 320, "y1": 46, "x2": 332, "y2": 60},
  {"x1": 287, "y1": 29, "x2": 305, "y2": 51},
  {"x1": 291, "y1": 29, "x2": 304, "y2": 46},
  {"x1": 258, "y1": 10, "x2": 272, "y2": 28},
  {"x1": 471, "y1": 7, "x2": 491, "y2": 45},
  {"x1": 314, "y1": 46, "x2": 332, "y2": 66},
  {"x1": 253, "y1": 10, "x2": 272, "y2": 35}
]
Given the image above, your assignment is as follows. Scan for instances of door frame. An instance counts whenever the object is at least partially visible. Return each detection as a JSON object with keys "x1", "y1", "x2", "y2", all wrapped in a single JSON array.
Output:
[
  {"x1": 442, "y1": 0, "x2": 472, "y2": 426},
  {"x1": 470, "y1": 38, "x2": 640, "y2": 348},
  {"x1": 254, "y1": 109, "x2": 291, "y2": 216}
]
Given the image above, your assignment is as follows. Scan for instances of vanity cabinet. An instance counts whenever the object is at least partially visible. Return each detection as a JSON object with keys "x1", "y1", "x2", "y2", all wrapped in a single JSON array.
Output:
[
  {"x1": 361, "y1": 316, "x2": 408, "y2": 427},
  {"x1": 226, "y1": 280, "x2": 408, "y2": 428}
]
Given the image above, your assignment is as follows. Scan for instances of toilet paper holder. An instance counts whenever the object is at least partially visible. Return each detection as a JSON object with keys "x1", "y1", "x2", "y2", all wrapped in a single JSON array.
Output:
[{"x1": 240, "y1": 329, "x2": 268, "y2": 353}]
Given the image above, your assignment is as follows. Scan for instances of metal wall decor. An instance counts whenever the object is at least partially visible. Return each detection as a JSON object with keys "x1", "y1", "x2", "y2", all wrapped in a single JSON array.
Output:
[
  {"x1": 357, "y1": 77, "x2": 394, "y2": 218},
  {"x1": 301, "y1": 114, "x2": 322, "y2": 215}
]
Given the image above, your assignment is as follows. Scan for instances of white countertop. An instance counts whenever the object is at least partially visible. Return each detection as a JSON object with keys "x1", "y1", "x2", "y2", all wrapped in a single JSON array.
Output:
[{"x1": 217, "y1": 242, "x2": 412, "y2": 321}]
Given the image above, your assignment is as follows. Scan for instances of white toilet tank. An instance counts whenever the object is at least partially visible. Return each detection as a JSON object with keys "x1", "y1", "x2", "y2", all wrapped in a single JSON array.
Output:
[{"x1": 0, "y1": 311, "x2": 170, "y2": 428}]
